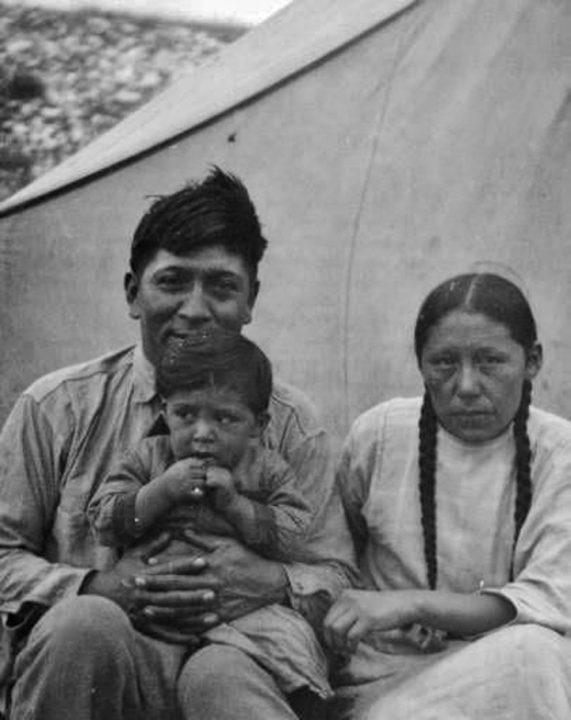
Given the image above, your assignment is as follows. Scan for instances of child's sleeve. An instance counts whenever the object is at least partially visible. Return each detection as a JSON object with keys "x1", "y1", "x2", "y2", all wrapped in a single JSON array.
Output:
[
  {"x1": 87, "y1": 445, "x2": 152, "y2": 548},
  {"x1": 234, "y1": 450, "x2": 313, "y2": 562}
]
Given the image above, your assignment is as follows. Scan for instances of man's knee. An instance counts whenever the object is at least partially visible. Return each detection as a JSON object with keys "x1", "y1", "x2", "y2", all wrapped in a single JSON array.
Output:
[
  {"x1": 180, "y1": 645, "x2": 250, "y2": 695},
  {"x1": 23, "y1": 595, "x2": 131, "y2": 661}
]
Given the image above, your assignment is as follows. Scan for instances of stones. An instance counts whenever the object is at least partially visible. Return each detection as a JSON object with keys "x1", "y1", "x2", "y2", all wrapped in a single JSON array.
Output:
[{"x1": 0, "y1": 3, "x2": 244, "y2": 202}]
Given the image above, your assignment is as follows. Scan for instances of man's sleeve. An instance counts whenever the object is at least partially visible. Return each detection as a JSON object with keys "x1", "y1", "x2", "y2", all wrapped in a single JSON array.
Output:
[
  {"x1": 270, "y1": 391, "x2": 360, "y2": 626},
  {"x1": 0, "y1": 394, "x2": 91, "y2": 617}
]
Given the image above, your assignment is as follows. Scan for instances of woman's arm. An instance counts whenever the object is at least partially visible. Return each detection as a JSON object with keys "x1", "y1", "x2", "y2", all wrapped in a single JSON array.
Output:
[{"x1": 323, "y1": 588, "x2": 516, "y2": 653}]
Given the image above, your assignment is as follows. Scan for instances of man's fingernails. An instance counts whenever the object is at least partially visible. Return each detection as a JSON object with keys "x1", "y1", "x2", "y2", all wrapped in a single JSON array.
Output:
[
  {"x1": 193, "y1": 557, "x2": 206, "y2": 567},
  {"x1": 134, "y1": 576, "x2": 146, "y2": 587},
  {"x1": 202, "y1": 591, "x2": 215, "y2": 601},
  {"x1": 147, "y1": 557, "x2": 158, "y2": 566},
  {"x1": 203, "y1": 613, "x2": 218, "y2": 625}
]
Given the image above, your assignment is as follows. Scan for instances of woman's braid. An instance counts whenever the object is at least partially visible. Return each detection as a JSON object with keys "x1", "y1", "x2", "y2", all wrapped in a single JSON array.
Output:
[
  {"x1": 418, "y1": 389, "x2": 438, "y2": 590},
  {"x1": 511, "y1": 378, "x2": 533, "y2": 574}
]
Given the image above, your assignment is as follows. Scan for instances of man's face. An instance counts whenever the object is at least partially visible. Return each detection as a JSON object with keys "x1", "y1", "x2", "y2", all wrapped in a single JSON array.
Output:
[
  {"x1": 420, "y1": 310, "x2": 541, "y2": 444},
  {"x1": 165, "y1": 386, "x2": 261, "y2": 468},
  {"x1": 125, "y1": 246, "x2": 257, "y2": 367}
]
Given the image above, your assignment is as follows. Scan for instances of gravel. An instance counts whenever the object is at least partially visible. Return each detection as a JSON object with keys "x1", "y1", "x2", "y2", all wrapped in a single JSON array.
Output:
[{"x1": 0, "y1": 2, "x2": 244, "y2": 202}]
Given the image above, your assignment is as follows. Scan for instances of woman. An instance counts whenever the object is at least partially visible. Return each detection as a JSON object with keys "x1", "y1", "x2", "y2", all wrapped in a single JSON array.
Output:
[{"x1": 325, "y1": 273, "x2": 571, "y2": 719}]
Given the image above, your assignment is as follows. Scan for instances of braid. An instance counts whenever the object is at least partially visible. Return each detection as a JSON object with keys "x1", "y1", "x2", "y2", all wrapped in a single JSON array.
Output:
[
  {"x1": 511, "y1": 379, "x2": 533, "y2": 576},
  {"x1": 418, "y1": 390, "x2": 438, "y2": 589}
]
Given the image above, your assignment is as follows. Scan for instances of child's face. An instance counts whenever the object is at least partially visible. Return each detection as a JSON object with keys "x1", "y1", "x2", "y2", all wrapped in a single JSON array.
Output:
[{"x1": 164, "y1": 386, "x2": 264, "y2": 467}]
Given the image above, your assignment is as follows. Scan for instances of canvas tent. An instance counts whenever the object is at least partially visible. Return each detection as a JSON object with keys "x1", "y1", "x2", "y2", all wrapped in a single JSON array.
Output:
[{"x1": 0, "y1": 0, "x2": 570, "y2": 444}]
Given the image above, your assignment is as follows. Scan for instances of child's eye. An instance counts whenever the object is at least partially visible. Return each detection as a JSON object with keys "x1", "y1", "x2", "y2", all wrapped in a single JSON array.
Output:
[{"x1": 216, "y1": 413, "x2": 239, "y2": 426}]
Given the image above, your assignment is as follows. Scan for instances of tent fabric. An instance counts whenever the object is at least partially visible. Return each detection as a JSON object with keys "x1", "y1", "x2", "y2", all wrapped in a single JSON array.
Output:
[{"x1": 0, "y1": 0, "x2": 570, "y2": 444}]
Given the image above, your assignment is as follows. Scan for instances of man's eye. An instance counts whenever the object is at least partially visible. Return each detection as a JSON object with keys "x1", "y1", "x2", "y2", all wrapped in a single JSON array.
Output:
[
  {"x1": 156, "y1": 275, "x2": 186, "y2": 291},
  {"x1": 217, "y1": 414, "x2": 238, "y2": 426},
  {"x1": 209, "y1": 278, "x2": 239, "y2": 295},
  {"x1": 431, "y1": 357, "x2": 455, "y2": 369}
]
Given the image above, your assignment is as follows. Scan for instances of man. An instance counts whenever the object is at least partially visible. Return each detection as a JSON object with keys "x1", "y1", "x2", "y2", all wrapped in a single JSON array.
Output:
[{"x1": 0, "y1": 168, "x2": 356, "y2": 719}]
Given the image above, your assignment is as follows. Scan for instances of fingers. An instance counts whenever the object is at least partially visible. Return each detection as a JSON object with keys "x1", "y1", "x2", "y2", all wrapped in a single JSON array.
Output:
[
  {"x1": 144, "y1": 555, "x2": 209, "y2": 575},
  {"x1": 180, "y1": 528, "x2": 219, "y2": 552},
  {"x1": 134, "y1": 531, "x2": 173, "y2": 563}
]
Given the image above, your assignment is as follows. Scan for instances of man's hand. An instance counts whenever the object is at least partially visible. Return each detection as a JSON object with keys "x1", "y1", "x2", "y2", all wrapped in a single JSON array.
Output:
[
  {"x1": 148, "y1": 530, "x2": 289, "y2": 623},
  {"x1": 80, "y1": 532, "x2": 221, "y2": 642}
]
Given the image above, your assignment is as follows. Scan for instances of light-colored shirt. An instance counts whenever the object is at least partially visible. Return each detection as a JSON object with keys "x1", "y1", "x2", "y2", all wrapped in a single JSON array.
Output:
[
  {"x1": 0, "y1": 345, "x2": 356, "y2": 658},
  {"x1": 339, "y1": 396, "x2": 571, "y2": 634}
]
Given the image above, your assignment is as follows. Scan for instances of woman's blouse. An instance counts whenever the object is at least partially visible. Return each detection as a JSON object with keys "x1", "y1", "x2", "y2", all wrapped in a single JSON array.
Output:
[{"x1": 338, "y1": 397, "x2": 571, "y2": 633}]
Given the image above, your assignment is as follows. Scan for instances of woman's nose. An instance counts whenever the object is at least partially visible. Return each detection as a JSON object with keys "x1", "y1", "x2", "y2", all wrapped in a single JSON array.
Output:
[{"x1": 457, "y1": 364, "x2": 481, "y2": 396}]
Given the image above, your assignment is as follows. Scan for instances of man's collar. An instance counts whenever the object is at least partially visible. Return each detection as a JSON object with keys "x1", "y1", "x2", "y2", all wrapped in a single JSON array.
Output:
[{"x1": 132, "y1": 344, "x2": 158, "y2": 404}]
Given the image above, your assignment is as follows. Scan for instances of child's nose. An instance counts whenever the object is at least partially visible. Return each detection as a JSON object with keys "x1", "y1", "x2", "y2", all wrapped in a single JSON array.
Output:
[{"x1": 192, "y1": 418, "x2": 215, "y2": 441}]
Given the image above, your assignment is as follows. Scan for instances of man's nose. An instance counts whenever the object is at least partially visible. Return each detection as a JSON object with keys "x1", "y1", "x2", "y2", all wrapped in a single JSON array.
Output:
[
  {"x1": 178, "y1": 285, "x2": 210, "y2": 320},
  {"x1": 457, "y1": 363, "x2": 480, "y2": 397}
]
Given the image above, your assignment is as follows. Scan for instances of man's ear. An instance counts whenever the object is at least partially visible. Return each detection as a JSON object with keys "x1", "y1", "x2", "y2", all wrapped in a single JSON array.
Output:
[
  {"x1": 250, "y1": 410, "x2": 270, "y2": 438},
  {"x1": 525, "y1": 342, "x2": 543, "y2": 380},
  {"x1": 244, "y1": 280, "x2": 260, "y2": 326},
  {"x1": 124, "y1": 271, "x2": 141, "y2": 320}
]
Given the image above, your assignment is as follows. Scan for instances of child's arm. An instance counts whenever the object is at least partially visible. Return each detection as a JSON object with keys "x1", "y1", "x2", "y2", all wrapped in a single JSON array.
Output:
[
  {"x1": 89, "y1": 446, "x2": 207, "y2": 546},
  {"x1": 205, "y1": 452, "x2": 313, "y2": 560},
  {"x1": 133, "y1": 457, "x2": 207, "y2": 535}
]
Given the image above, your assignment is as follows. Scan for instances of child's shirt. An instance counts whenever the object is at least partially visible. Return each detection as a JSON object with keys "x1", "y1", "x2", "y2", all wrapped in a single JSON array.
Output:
[{"x1": 89, "y1": 435, "x2": 313, "y2": 562}]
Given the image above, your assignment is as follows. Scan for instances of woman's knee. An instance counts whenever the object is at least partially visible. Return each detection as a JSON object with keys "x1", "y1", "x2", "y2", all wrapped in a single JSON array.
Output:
[{"x1": 494, "y1": 623, "x2": 567, "y2": 666}]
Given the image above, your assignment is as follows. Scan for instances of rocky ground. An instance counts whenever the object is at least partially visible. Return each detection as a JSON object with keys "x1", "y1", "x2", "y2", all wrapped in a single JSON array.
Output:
[{"x1": 0, "y1": 2, "x2": 243, "y2": 202}]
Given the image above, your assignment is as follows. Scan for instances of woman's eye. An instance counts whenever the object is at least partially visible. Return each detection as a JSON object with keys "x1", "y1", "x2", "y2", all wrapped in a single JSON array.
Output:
[{"x1": 477, "y1": 354, "x2": 504, "y2": 368}]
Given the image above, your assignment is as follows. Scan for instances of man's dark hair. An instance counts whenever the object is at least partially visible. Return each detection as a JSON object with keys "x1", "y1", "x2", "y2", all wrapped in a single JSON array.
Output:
[
  {"x1": 157, "y1": 331, "x2": 273, "y2": 415},
  {"x1": 130, "y1": 167, "x2": 268, "y2": 280}
]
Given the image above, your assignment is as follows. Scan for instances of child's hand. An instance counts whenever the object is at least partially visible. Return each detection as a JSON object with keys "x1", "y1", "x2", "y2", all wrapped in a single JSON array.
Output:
[
  {"x1": 323, "y1": 589, "x2": 412, "y2": 654},
  {"x1": 163, "y1": 457, "x2": 207, "y2": 502},
  {"x1": 205, "y1": 466, "x2": 238, "y2": 510}
]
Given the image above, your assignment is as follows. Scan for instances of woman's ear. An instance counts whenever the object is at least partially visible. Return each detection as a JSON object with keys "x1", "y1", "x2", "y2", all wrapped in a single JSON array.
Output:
[
  {"x1": 525, "y1": 342, "x2": 543, "y2": 380},
  {"x1": 124, "y1": 271, "x2": 141, "y2": 320}
]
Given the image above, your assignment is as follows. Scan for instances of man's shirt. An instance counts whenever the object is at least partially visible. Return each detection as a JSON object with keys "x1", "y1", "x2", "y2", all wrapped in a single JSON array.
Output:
[{"x1": 0, "y1": 345, "x2": 356, "y2": 626}]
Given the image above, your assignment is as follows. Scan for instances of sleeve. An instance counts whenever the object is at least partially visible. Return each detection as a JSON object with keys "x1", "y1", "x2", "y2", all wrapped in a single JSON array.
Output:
[
  {"x1": 268, "y1": 389, "x2": 360, "y2": 623},
  {"x1": 235, "y1": 451, "x2": 313, "y2": 561},
  {"x1": 334, "y1": 410, "x2": 381, "y2": 558},
  {"x1": 0, "y1": 393, "x2": 91, "y2": 616},
  {"x1": 87, "y1": 446, "x2": 151, "y2": 548},
  {"x1": 482, "y1": 436, "x2": 571, "y2": 634}
]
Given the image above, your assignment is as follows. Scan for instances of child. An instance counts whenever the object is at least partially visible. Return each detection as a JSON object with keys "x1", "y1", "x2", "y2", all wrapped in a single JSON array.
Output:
[{"x1": 89, "y1": 332, "x2": 333, "y2": 709}]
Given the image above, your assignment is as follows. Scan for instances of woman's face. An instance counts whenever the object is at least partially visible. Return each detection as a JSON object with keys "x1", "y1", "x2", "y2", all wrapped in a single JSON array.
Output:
[{"x1": 420, "y1": 311, "x2": 542, "y2": 444}]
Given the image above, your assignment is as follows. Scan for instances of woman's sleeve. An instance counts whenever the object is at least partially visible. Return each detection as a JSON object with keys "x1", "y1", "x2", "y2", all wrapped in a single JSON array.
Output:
[{"x1": 483, "y1": 435, "x2": 571, "y2": 634}]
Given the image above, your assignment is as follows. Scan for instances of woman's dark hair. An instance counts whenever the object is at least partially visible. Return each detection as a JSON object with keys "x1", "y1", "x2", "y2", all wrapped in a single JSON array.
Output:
[
  {"x1": 157, "y1": 330, "x2": 272, "y2": 415},
  {"x1": 130, "y1": 166, "x2": 268, "y2": 281},
  {"x1": 414, "y1": 273, "x2": 537, "y2": 589}
]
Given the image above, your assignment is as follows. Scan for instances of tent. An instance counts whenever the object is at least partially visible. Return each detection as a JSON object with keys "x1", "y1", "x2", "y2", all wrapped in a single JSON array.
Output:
[{"x1": 0, "y1": 0, "x2": 570, "y2": 444}]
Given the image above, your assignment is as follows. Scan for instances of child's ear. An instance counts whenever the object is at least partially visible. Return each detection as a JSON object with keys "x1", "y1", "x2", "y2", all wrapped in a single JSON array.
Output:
[{"x1": 251, "y1": 411, "x2": 270, "y2": 438}]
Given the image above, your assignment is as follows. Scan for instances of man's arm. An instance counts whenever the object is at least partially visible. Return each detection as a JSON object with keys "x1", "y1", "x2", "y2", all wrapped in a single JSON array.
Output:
[{"x1": 0, "y1": 394, "x2": 90, "y2": 617}]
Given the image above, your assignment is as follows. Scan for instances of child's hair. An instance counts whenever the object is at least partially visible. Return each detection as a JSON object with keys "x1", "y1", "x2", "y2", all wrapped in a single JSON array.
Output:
[
  {"x1": 414, "y1": 272, "x2": 537, "y2": 589},
  {"x1": 157, "y1": 331, "x2": 272, "y2": 415},
  {"x1": 130, "y1": 166, "x2": 268, "y2": 281}
]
